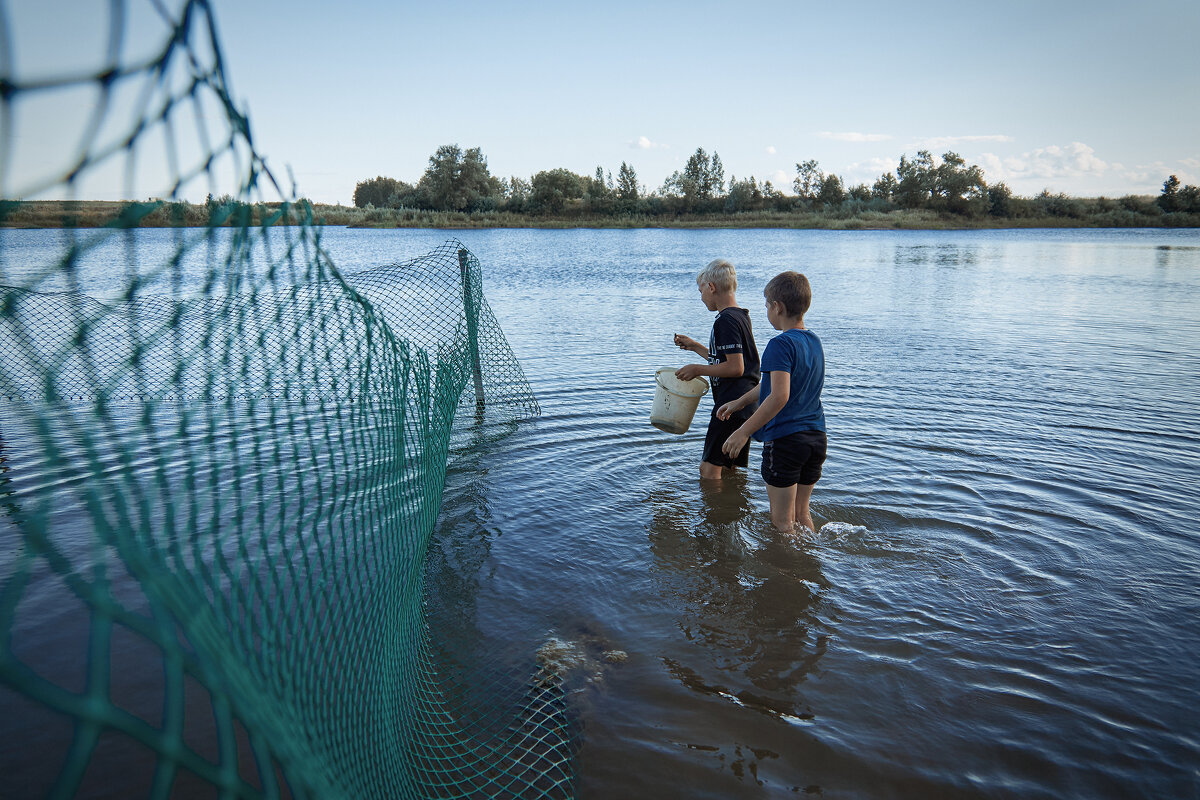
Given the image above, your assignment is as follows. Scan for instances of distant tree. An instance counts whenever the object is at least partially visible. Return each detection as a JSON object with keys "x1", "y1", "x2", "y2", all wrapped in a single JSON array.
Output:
[
  {"x1": 987, "y1": 182, "x2": 1014, "y2": 217},
  {"x1": 586, "y1": 166, "x2": 615, "y2": 214},
  {"x1": 659, "y1": 171, "x2": 683, "y2": 197},
  {"x1": 530, "y1": 168, "x2": 586, "y2": 213},
  {"x1": 762, "y1": 179, "x2": 787, "y2": 210},
  {"x1": 932, "y1": 151, "x2": 987, "y2": 215},
  {"x1": 207, "y1": 192, "x2": 236, "y2": 209},
  {"x1": 725, "y1": 174, "x2": 764, "y2": 212},
  {"x1": 751, "y1": 176, "x2": 766, "y2": 205},
  {"x1": 1157, "y1": 177, "x2": 1200, "y2": 213},
  {"x1": 663, "y1": 147, "x2": 722, "y2": 210},
  {"x1": 1158, "y1": 175, "x2": 1182, "y2": 212},
  {"x1": 354, "y1": 175, "x2": 406, "y2": 208},
  {"x1": 617, "y1": 162, "x2": 639, "y2": 202},
  {"x1": 386, "y1": 183, "x2": 419, "y2": 208},
  {"x1": 847, "y1": 183, "x2": 872, "y2": 202},
  {"x1": 872, "y1": 173, "x2": 897, "y2": 202},
  {"x1": 817, "y1": 174, "x2": 846, "y2": 206},
  {"x1": 895, "y1": 150, "x2": 936, "y2": 208},
  {"x1": 683, "y1": 148, "x2": 712, "y2": 201},
  {"x1": 661, "y1": 148, "x2": 727, "y2": 210},
  {"x1": 588, "y1": 166, "x2": 611, "y2": 199},
  {"x1": 1120, "y1": 194, "x2": 1151, "y2": 213},
  {"x1": 415, "y1": 144, "x2": 502, "y2": 211},
  {"x1": 417, "y1": 145, "x2": 462, "y2": 209},
  {"x1": 1180, "y1": 183, "x2": 1200, "y2": 213},
  {"x1": 793, "y1": 159, "x2": 823, "y2": 202},
  {"x1": 504, "y1": 176, "x2": 532, "y2": 212},
  {"x1": 1033, "y1": 189, "x2": 1082, "y2": 218},
  {"x1": 710, "y1": 153, "x2": 726, "y2": 197},
  {"x1": 724, "y1": 174, "x2": 743, "y2": 211}
]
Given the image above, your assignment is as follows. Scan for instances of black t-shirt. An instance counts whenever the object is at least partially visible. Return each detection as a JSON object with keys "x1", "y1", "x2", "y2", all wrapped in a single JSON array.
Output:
[{"x1": 707, "y1": 307, "x2": 760, "y2": 410}]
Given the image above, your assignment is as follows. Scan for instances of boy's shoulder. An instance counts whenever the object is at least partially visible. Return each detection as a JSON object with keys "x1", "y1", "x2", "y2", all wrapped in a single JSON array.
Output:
[
  {"x1": 713, "y1": 306, "x2": 752, "y2": 327},
  {"x1": 713, "y1": 307, "x2": 755, "y2": 341},
  {"x1": 764, "y1": 328, "x2": 821, "y2": 357}
]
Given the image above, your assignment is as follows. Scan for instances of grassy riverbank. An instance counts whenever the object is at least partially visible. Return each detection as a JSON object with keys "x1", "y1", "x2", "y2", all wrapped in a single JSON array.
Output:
[{"x1": 3, "y1": 199, "x2": 1199, "y2": 230}]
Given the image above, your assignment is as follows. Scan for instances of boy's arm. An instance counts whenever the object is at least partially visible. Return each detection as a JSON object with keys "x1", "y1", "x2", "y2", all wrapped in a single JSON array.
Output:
[
  {"x1": 675, "y1": 352, "x2": 743, "y2": 382},
  {"x1": 673, "y1": 333, "x2": 709, "y2": 360},
  {"x1": 679, "y1": 311, "x2": 749, "y2": 381},
  {"x1": 715, "y1": 381, "x2": 760, "y2": 420},
  {"x1": 721, "y1": 371, "x2": 790, "y2": 458}
]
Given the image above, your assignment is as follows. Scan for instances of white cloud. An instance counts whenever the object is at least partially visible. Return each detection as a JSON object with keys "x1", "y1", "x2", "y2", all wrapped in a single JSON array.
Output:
[
  {"x1": 852, "y1": 156, "x2": 900, "y2": 173},
  {"x1": 766, "y1": 145, "x2": 777, "y2": 155},
  {"x1": 916, "y1": 134, "x2": 1014, "y2": 150},
  {"x1": 979, "y1": 152, "x2": 1007, "y2": 179},
  {"x1": 769, "y1": 169, "x2": 789, "y2": 186},
  {"x1": 1110, "y1": 160, "x2": 1166, "y2": 186},
  {"x1": 632, "y1": 135, "x2": 666, "y2": 150},
  {"x1": 818, "y1": 131, "x2": 892, "y2": 143},
  {"x1": 982, "y1": 142, "x2": 1107, "y2": 183},
  {"x1": 965, "y1": 144, "x2": 1192, "y2": 195},
  {"x1": 1111, "y1": 160, "x2": 1199, "y2": 190},
  {"x1": 843, "y1": 157, "x2": 900, "y2": 185}
]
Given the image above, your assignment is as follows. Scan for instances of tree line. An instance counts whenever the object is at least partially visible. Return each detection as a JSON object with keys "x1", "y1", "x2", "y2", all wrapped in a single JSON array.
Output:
[{"x1": 353, "y1": 144, "x2": 1200, "y2": 222}]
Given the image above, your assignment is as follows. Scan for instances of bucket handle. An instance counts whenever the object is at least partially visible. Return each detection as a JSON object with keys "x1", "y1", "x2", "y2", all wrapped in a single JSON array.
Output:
[{"x1": 656, "y1": 370, "x2": 709, "y2": 397}]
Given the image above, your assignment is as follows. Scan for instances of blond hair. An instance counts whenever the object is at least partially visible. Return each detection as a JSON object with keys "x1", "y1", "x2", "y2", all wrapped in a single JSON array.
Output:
[{"x1": 696, "y1": 259, "x2": 737, "y2": 294}]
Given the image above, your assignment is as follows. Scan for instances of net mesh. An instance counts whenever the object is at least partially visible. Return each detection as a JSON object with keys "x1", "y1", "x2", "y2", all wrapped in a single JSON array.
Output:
[{"x1": 0, "y1": 1, "x2": 575, "y2": 797}]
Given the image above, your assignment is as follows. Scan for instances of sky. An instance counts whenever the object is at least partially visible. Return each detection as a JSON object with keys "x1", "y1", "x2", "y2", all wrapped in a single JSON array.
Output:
[{"x1": 4, "y1": 0, "x2": 1199, "y2": 204}]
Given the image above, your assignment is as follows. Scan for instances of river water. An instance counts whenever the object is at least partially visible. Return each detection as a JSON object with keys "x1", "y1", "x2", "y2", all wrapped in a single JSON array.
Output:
[{"x1": 4, "y1": 226, "x2": 1199, "y2": 797}]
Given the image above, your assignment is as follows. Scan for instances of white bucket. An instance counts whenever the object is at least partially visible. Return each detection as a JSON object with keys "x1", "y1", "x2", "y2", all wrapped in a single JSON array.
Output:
[{"x1": 650, "y1": 367, "x2": 710, "y2": 434}]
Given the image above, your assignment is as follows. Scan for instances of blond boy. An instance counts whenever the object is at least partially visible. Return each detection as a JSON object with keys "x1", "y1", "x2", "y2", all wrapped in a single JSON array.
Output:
[{"x1": 674, "y1": 259, "x2": 761, "y2": 480}]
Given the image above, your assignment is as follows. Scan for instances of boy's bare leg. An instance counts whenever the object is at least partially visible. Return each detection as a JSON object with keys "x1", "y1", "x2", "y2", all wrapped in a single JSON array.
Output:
[
  {"x1": 766, "y1": 483, "x2": 797, "y2": 532},
  {"x1": 794, "y1": 483, "x2": 816, "y2": 534},
  {"x1": 700, "y1": 461, "x2": 725, "y2": 480}
]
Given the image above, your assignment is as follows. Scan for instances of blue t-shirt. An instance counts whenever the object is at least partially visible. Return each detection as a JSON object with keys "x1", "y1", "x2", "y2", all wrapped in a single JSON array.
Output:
[{"x1": 753, "y1": 328, "x2": 825, "y2": 442}]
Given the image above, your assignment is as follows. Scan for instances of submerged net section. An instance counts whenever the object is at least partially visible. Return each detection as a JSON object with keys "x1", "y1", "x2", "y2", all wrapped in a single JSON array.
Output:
[{"x1": 0, "y1": 1, "x2": 573, "y2": 798}]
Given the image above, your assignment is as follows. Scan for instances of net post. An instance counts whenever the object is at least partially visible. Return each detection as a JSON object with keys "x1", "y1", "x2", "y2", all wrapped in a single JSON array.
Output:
[{"x1": 459, "y1": 248, "x2": 486, "y2": 413}]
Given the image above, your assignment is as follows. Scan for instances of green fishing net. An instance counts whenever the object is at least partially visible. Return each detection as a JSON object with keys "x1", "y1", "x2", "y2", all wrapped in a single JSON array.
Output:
[{"x1": 0, "y1": 1, "x2": 573, "y2": 797}]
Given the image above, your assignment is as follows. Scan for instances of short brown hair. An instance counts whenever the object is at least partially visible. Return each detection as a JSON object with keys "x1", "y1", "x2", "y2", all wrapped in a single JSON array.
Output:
[{"x1": 764, "y1": 271, "x2": 811, "y2": 318}]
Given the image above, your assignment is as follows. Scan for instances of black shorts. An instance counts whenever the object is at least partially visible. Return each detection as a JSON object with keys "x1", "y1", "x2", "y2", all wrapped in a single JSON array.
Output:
[
  {"x1": 702, "y1": 409, "x2": 750, "y2": 468},
  {"x1": 761, "y1": 430, "x2": 827, "y2": 487}
]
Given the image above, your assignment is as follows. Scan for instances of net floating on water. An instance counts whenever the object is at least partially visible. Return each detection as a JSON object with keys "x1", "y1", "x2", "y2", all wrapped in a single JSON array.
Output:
[{"x1": 0, "y1": 0, "x2": 573, "y2": 797}]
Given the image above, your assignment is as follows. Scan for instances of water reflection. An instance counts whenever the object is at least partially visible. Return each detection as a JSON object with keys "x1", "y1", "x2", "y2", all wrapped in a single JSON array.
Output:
[
  {"x1": 425, "y1": 434, "x2": 515, "y2": 692},
  {"x1": 646, "y1": 479, "x2": 831, "y2": 724},
  {"x1": 893, "y1": 243, "x2": 981, "y2": 266},
  {"x1": 1155, "y1": 244, "x2": 1175, "y2": 269},
  {"x1": 0, "y1": 424, "x2": 18, "y2": 524}
]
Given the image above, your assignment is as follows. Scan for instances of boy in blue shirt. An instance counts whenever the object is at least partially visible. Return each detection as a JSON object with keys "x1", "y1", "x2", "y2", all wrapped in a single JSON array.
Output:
[
  {"x1": 717, "y1": 271, "x2": 826, "y2": 534},
  {"x1": 673, "y1": 259, "x2": 761, "y2": 480}
]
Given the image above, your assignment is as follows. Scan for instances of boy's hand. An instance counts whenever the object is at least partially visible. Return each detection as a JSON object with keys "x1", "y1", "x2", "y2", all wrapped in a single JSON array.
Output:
[
  {"x1": 674, "y1": 333, "x2": 699, "y2": 352},
  {"x1": 716, "y1": 401, "x2": 734, "y2": 420},
  {"x1": 722, "y1": 428, "x2": 750, "y2": 458},
  {"x1": 675, "y1": 364, "x2": 704, "y2": 381}
]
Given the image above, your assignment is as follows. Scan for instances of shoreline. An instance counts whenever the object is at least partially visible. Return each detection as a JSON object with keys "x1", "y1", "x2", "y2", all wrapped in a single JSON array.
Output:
[{"x1": 2, "y1": 199, "x2": 1198, "y2": 231}]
